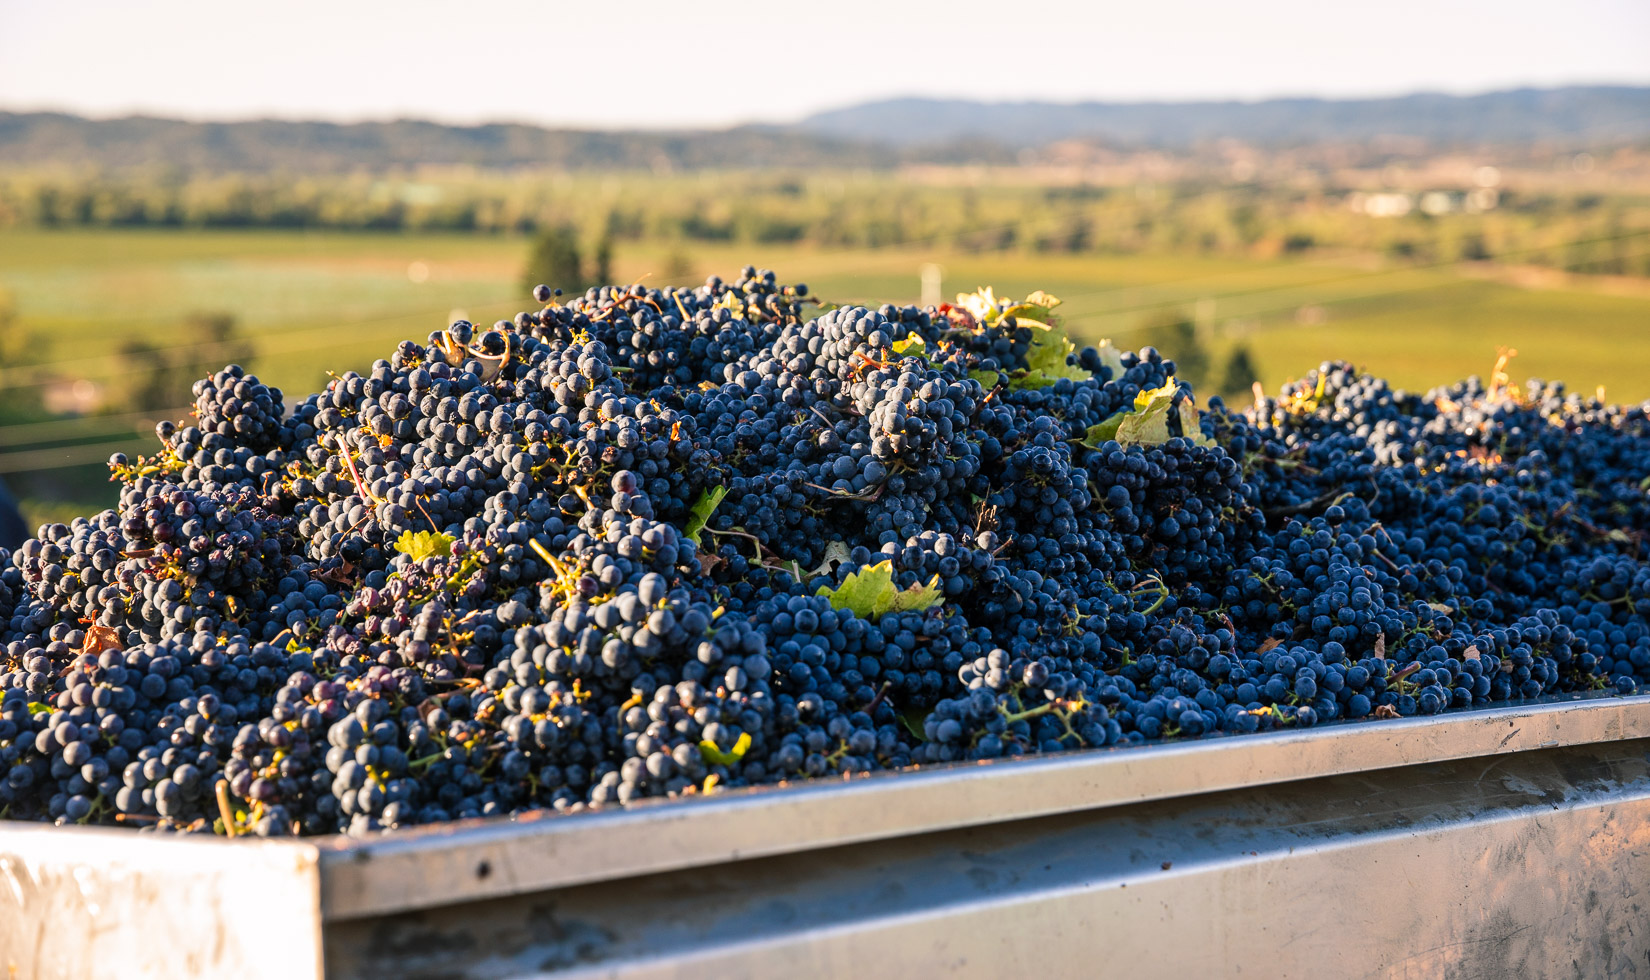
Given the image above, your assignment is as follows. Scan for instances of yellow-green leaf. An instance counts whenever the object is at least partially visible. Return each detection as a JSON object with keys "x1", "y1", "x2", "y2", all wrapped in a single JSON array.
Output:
[
  {"x1": 815, "y1": 560, "x2": 944, "y2": 620},
  {"x1": 1116, "y1": 383, "x2": 1178, "y2": 444},
  {"x1": 684, "y1": 486, "x2": 727, "y2": 546},
  {"x1": 699, "y1": 730, "x2": 752, "y2": 767},
  {"x1": 818, "y1": 561, "x2": 898, "y2": 615},
  {"x1": 891, "y1": 332, "x2": 928, "y2": 359},
  {"x1": 27, "y1": 701, "x2": 51, "y2": 718},
  {"x1": 1023, "y1": 289, "x2": 1062, "y2": 311},
  {"x1": 883, "y1": 574, "x2": 946, "y2": 615},
  {"x1": 713, "y1": 293, "x2": 748, "y2": 319},
  {"x1": 394, "y1": 530, "x2": 455, "y2": 562},
  {"x1": 1081, "y1": 382, "x2": 1202, "y2": 448},
  {"x1": 1132, "y1": 383, "x2": 1168, "y2": 411},
  {"x1": 1002, "y1": 290, "x2": 1061, "y2": 326},
  {"x1": 1117, "y1": 401, "x2": 1173, "y2": 444},
  {"x1": 957, "y1": 287, "x2": 1066, "y2": 330}
]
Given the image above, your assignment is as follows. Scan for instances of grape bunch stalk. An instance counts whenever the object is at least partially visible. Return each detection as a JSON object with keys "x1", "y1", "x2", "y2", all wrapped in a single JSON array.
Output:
[{"x1": 1, "y1": 271, "x2": 1647, "y2": 838}]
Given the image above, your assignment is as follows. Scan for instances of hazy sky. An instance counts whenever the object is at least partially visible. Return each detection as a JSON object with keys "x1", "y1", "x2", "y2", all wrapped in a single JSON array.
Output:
[{"x1": 2, "y1": 0, "x2": 1647, "y2": 128}]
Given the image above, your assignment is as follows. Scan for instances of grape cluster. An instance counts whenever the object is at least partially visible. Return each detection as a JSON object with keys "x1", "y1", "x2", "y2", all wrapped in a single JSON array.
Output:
[{"x1": 2, "y1": 266, "x2": 1647, "y2": 838}]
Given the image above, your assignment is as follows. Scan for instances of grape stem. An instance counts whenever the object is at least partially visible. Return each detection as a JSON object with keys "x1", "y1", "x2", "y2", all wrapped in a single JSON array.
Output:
[{"x1": 214, "y1": 781, "x2": 238, "y2": 838}]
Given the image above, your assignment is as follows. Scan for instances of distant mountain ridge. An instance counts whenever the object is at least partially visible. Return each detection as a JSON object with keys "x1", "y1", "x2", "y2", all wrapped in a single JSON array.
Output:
[
  {"x1": 796, "y1": 86, "x2": 1650, "y2": 148},
  {"x1": 0, "y1": 113, "x2": 896, "y2": 173},
  {"x1": 0, "y1": 86, "x2": 1643, "y2": 173}
]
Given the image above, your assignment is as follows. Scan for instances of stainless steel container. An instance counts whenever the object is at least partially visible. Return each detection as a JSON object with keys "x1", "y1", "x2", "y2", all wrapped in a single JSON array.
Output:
[{"x1": 5, "y1": 694, "x2": 1649, "y2": 979}]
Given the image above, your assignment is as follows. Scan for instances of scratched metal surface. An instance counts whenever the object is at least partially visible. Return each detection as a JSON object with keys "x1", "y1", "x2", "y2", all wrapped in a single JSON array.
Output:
[
  {"x1": 323, "y1": 738, "x2": 1650, "y2": 980},
  {"x1": 0, "y1": 826, "x2": 324, "y2": 980},
  {"x1": 316, "y1": 694, "x2": 1650, "y2": 921}
]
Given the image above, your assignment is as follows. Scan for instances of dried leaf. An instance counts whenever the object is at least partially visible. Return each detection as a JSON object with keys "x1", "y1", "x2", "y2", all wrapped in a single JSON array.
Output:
[
  {"x1": 1176, "y1": 397, "x2": 1215, "y2": 448},
  {"x1": 1373, "y1": 633, "x2": 1387, "y2": 659},
  {"x1": 1256, "y1": 638, "x2": 1282, "y2": 655},
  {"x1": 1463, "y1": 644, "x2": 1481, "y2": 662},
  {"x1": 78, "y1": 624, "x2": 125, "y2": 658},
  {"x1": 1374, "y1": 704, "x2": 1401, "y2": 720},
  {"x1": 809, "y1": 541, "x2": 853, "y2": 579}
]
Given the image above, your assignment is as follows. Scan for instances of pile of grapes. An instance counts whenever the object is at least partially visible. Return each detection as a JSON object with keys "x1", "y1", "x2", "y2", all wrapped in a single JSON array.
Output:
[{"x1": 1, "y1": 269, "x2": 1647, "y2": 837}]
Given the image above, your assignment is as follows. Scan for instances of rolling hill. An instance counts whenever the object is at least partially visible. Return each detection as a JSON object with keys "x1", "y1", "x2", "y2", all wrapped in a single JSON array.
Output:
[{"x1": 0, "y1": 86, "x2": 1644, "y2": 173}]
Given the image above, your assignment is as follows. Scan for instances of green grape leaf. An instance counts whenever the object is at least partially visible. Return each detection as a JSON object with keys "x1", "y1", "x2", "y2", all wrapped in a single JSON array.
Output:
[
  {"x1": 1009, "y1": 333, "x2": 1090, "y2": 390},
  {"x1": 684, "y1": 486, "x2": 728, "y2": 546},
  {"x1": 699, "y1": 730, "x2": 752, "y2": 767},
  {"x1": 27, "y1": 701, "x2": 52, "y2": 718},
  {"x1": 1079, "y1": 382, "x2": 1207, "y2": 448},
  {"x1": 881, "y1": 574, "x2": 946, "y2": 615},
  {"x1": 1115, "y1": 383, "x2": 1178, "y2": 444},
  {"x1": 1117, "y1": 399, "x2": 1173, "y2": 444},
  {"x1": 1027, "y1": 334, "x2": 1089, "y2": 381},
  {"x1": 897, "y1": 708, "x2": 928, "y2": 742},
  {"x1": 815, "y1": 560, "x2": 945, "y2": 621},
  {"x1": 394, "y1": 530, "x2": 455, "y2": 562},
  {"x1": 1081, "y1": 411, "x2": 1128, "y2": 448},
  {"x1": 969, "y1": 368, "x2": 1002, "y2": 388}
]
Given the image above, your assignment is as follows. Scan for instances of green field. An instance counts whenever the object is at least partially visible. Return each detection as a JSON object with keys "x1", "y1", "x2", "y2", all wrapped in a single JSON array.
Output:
[{"x1": 3, "y1": 227, "x2": 1649, "y2": 528}]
